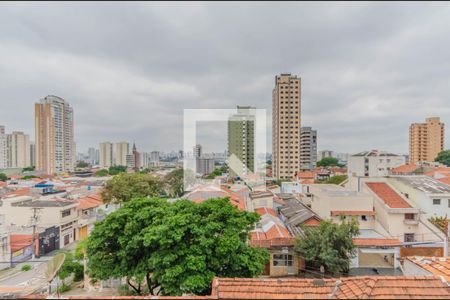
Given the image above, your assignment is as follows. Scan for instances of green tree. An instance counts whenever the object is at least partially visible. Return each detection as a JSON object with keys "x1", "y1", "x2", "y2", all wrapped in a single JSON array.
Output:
[
  {"x1": 317, "y1": 157, "x2": 339, "y2": 167},
  {"x1": 22, "y1": 175, "x2": 39, "y2": 180},
  {"x1": 108, "y1": 165, "x2": 128, "y2": 175},
  {"x1": 76, "y1": 161, "x2": 90, "y2": 168},
  {"x1": 94, "y1": 169, "x2": 109, "y2": 177},
  {"x1": 324, "y1": 175, "x2": 348, "y2": 185},
  {"x1": 86, "y1": 197, "x2": 269, "y2": 296},
  {"x1": 22, "y1": 166, "x2": 35, "y2": 172},
  {"x1": 429, "y1": 216, "x2": 449, "y2": 233},
  {"x1": 101, "y1": 173, "x2": 164, "y2": 204},
  {"x1": 58, "y1": 251, "x2": 84, "y2": 282},
  {"x1": 164, "y1": 168, "x2": 184, "y2": 197},
  {"x1": 206, "y1": 165, "x2": 228, "y2": 179},
  {"x1": 0, "y1": 173, "x2": 7, "y2": 182},
  {"x1": 435, "y1": 150, "x2": 450, "y2": 166},
  {"x1": 295, "y1": 219, "x2": 359, "y2": 274}
]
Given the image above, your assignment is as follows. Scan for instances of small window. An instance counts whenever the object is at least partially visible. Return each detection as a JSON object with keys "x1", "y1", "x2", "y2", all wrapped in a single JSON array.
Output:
[
  {"x1": 433, "y1": 199, "x2": 441, "y2": 205},
  {"x1": 361, "y1": 215, "x2": 367, "y2": 221},
  {"x1": 61, "y1": 209, "x2": 71, "y2": 218},
  {"x1": 273, "y1": 254, "x2": 293, "y2": 267},
  {"x1": 405, "y1": 213, "x2": 415, "y2": 220}
]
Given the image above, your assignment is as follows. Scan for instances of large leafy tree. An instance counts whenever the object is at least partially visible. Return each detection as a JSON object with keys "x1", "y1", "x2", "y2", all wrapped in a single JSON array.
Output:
[
  {"x1": 0, "y1": 173, "x2": 8, "y2": 182},
  {"x1": 86, "y1": 197, "x2": 269, "y2": 296},
  {"x1": 435, "y1": 150, "x2": 450, "y2": 166},
  {"x1": 295, "y1": 219, "x2": 359, "y2": 274},
  {"x1": 101, "y1": 173, "x2": 164, "y2": 203},
  {"x1": 316, "y1": 157, "x2": 340, "y2": 167},
  {"x1": 163, "y1": 168, "x2": 184, "y2": 197},
  {"x1": 108, "y1": 165, "x2": 128, "y2": 175}
]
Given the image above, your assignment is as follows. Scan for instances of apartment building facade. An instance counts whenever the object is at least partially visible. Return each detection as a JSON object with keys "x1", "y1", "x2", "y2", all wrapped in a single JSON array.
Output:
[
  {"x1": 35, "y1": 95, "x2": 74, "y2": 174},
  {"x1": 272, "y1": 74, "x2": 301, "y2": 180},
  {"x1": 114, "y1": 142, "x2": 129, "y2": 166},
  {"x1": 409, "y1": 117, "x2": 445, "y2": 164},
  {"x1": 228, "y1": 106, "x2": 255, "y2": 177},
  {"x1": 347, "y1": 150, "x2": 405, "y2": 177},
  {"x1": 7, "y1": 131, "x2": 30, "y2": 168},
  {"x1": 0, "y1": 126, "x2": 6, "y2": 169},
  {"x1": 99, "y1": 142, "x2": 113, "y2": 168},
  {"x1": 299, "y1": 127, "x2": 317, "y2": 171}
]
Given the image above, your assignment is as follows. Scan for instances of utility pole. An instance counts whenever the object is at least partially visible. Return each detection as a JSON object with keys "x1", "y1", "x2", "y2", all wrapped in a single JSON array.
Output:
[{"x1": 30, "y1": 207, "x2": 42, "y2": 259}]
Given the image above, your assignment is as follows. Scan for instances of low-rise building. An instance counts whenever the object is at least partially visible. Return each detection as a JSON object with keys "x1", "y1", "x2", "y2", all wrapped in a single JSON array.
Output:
[
  {"x1": 348, "y1": 150, "x2": 405, "y2": 178},
  {"x1": 388, "y1": 176, "x2": 450, "y2": 219}
]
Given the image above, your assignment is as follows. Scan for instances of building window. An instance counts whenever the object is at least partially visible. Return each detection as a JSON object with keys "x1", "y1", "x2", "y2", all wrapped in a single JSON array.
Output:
[
  {"x1": 62, "y1": 209, "x2": 71, "y2": 218},
  {"x1": 405, "y1": 213, "x2": 415, "y2": 220},
  {"x1": 404, "y1": 233, "x2": 415, "y2": 243},
  {"x1": 433, "y1": 199, "x2": 441, "y2": 205},
  {"x1": 273, "y1": 254, "x2": 293, "y2": 266},
  {"x1": 361, "y1": 215, "x2": 367, "y2": 221}
]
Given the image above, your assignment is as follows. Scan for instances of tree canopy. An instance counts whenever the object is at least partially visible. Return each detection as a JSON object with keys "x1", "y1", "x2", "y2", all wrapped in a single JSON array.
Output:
[
  {"x1": 86, "y1": 197, "x2": 269, "y2": 296},
  {"x1": 108, "y1": 165, "x2": 128, "y2": 175},
  {"x1": 316, "y1": 157, "x2": 340, "y2": 167},
  {"x1": 101, "y1": 172, "x2": 164, "y2": 204},
  {"x1": 76, "y1": 161, "x2": 90, "y2": 168},
  {"x1": 0, "y1": 173, "x2": 7, "y2": 182},
  {"x1": 94, "y1": 169, "x2": 109, "y2": 177},
  {"x1": 435, "y1": 150, "x2": 450, "y2": 166},
  {"x1": 295, "y1": 219, "x2": 358, "y2": 274}
]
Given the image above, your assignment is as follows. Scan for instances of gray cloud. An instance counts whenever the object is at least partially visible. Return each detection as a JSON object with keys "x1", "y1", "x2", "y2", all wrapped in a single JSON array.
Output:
[{"x1": 0, "y1": 2, "x2": 449, "y2": 154}]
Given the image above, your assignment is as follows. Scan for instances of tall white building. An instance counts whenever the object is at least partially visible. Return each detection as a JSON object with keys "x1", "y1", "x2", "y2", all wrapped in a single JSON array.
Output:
[
  {"x1": 99, "y1": 142, "x2": 113, "y2": 168},
  {"x1": 272, "y1": 74, "x2": 302, "y2": 180},
  {"x1": 87, "y1": 147, "x2": 99, "y2": 165},
  {"x1": 0, "y1": 126, "x2": 7, "y2": 169},
  {"x1": 7, "y1": 131, "x2": 30, "y2": 168},
  {"x1": 347, "y1": 150, "x2": 406, "y2": 178},
  {"x1": 115, "y1": 142, "x2": 129, "y2": 166},
  {"x1": 35, "y1": 95, "x2": 74, "y2": 174}
]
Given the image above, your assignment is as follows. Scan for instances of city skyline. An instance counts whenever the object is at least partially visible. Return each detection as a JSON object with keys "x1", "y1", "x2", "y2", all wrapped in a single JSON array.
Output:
[{"x1": 1, "y1": 3, "x2": 450, "y2": 154}]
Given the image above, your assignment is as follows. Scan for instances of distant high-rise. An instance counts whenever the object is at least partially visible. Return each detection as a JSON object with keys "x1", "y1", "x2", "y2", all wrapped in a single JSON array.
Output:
[
  {"x1": 99, "y1": 142, "x2": 113, "y2": 168},
  {"x1": 127, "y1": 142, "x2": 141, "y2": 171},
  {"x1": 300, "y1": 127, "x2": 317, "y2": 171},
  {"x1": 7, "y1": 131, "x2": 30, "y2": 168},
  {"x1": 193, "y1": 144, "x2": 202, "y2": 159},
  {"x1": 150, "y1": 151, "x2": 160, "y2": 163},
  {"x1": 30, "y1": 142, "x2": 35, "y2": 167},
  {"x1": 0, "y1": 126, "x2": 6, "y2": 169},
  {"x1": 272, "y1": 74, "x2": 301, "y2": 179},
  {"x1": 228, "y1": 106, "x2": 255, "y2": 177},
  {"x1": 35, "y1": 95, "x2": 74, "y2": 174},
  {"x1": 409, "y1": 117, "x2": 445, "y2": 163},
  {"x1": 88, "y1": 147, "x2": 99, "y2": 165},
  {"x1": 115, "y1": 142, "x2": 129, "y2": 166}
]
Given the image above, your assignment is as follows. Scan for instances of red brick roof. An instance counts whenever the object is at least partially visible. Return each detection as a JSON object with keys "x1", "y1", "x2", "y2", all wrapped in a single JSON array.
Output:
[
  {"x1": 296, "y1": 171, "x2": 314, "y2": 179},
  {"x1": 331, "y1": 211, "x2": 375, "y2": 217},
  {"x1": 212, "y1": 276, "x2": 450, "y2": 299},
  {"x1": 391, "y1": 164, "x2": 419, "y2": 174},
  {"x1": 406, "y1": 256, "x2": 450, "y2": 282},
  {"x1": 438, "y1": 176, "x2": 450, "y2": 186},
  {"x1": 353, "y1": 238, "x2": 401, "y2": 247},
  {"x1": 366, "y1": 182, "x2": 412, "y2": 209},
  {"x1": 255, "y1": 207, "x2": 278, "y2": 217},
  {"x1": 78, "y1": 196, "x2": 102, "y2": 210}
]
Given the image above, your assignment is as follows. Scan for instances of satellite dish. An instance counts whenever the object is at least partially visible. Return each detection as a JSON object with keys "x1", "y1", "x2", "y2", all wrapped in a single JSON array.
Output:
[{"x1": 45, "y1": 253, "x2": 66, "y2": 283}]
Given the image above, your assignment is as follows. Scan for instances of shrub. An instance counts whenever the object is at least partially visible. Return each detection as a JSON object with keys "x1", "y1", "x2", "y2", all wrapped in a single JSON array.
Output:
[
  {"x1": 57, "y1": 283, "x2": 71, "y2": 293},
  {"x1": 21, "y1": 264, "x2": 32, "y2": 271}
]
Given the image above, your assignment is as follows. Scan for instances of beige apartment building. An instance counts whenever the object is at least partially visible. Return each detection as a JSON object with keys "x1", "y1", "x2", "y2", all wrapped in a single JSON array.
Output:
[
  {"x1": 7, "y1": 131, "x2": 30, "y2": 168},
  {"x1": 99, "y1": 142, "x2": 113, "y2": 168},
  {"x1": 115, "y1": 142, "x2": 129, "y2": 166},
  {"x1": 35, "y1": 96, "x2": 74, "y2": 174},
  {"x1": 409, "y1": 117, "x2": 444, "y2": 164},
  {"x1": 272, "y1": 74, "x2": 301, "y2": 180}
]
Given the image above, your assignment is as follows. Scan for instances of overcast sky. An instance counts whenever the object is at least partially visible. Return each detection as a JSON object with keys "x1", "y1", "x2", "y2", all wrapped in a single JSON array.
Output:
[{"x1": 1, "y1": 2, "x2": 449, "y2": 154}]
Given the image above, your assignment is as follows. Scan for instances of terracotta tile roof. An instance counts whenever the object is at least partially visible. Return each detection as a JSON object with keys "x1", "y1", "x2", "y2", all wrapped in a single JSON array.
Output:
[
  {"x1": 255, "y1": 207, "x2": 278, "y2": 217},
  {"x1": 366, "y1": 182, "x2": 412, "y2": 209},
  {"x1": 391, "y1": 164, "x2": 420, "y2": 174},
  {"x1": 424, "y1": 167, "x2": 450, "y2": 178},
  {"x1": 3, "y1": 187, "x2": 31, "y2": 198},
  {"x1": 438, "y1": 176, "x2": 450, "y2": 186},
  {"x1": 213, "y1": 276, "x2": 450, "y2": 299},
  {"x1": 78, "y1": 196, "x2": 102, "y2": 210},
  {"x1": 406, "y1": 256, "x2": 450, "y2": 282},
  {"x1": 353, "y1": 238, "x2": 401, "y2": 247},
  {"x1": 331, "y1": 211, "x2": 375, "y2": 217},
  {"x1": 0, "y1": 181, "x2": 6, "y2": 188},
  {"x1": 296, "y1": 171, "x2": 314, "y2": 179}
]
